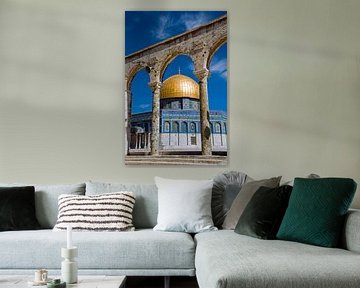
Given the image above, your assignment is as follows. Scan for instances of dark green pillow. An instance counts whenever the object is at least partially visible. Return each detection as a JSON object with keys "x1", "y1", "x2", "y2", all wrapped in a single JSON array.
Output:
[
  {"x1": 235, "y1": 185, "x2": 292, "y2": 239},
  {"x1": 277, "y1": 178, "x2": 357, "y2": 247},
  {"x1": 0, "y1": 186, "x2": 41, "y2": 231}
]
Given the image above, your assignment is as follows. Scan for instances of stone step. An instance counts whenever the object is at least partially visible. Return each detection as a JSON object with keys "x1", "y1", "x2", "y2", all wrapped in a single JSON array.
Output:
[{"x1": 125, "y1": 155, "x2": 227, "y2": 165}]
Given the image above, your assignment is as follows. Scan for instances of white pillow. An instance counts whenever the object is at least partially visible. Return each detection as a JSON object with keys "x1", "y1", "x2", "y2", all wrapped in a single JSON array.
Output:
[{"x1": 153, "y1": 177, "x2": 217, "y2": 233}]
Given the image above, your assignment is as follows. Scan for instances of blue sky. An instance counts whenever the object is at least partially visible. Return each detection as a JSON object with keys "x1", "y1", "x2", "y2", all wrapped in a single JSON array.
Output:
[{"x1": 126, "y1": 11, "x2": 227, "y2": 114}]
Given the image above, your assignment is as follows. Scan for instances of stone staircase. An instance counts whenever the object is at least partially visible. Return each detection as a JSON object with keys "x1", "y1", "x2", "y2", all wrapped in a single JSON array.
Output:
[{"x1": 125, "y1": 155, "x2": 227, "y2": 165}]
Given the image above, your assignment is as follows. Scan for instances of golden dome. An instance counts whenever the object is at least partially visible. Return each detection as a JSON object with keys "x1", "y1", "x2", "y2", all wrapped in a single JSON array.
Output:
[{"x1": 160, "y1": 74, "x2": 200, "y2": 100}]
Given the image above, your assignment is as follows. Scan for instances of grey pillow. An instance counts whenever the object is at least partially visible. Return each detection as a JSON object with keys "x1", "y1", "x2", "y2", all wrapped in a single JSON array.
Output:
[
  {"x1": 0, "y1": 183, "x2": 85, "y2": 228},
  {"x1": 86, "y1": 181, "x2": 158, "y2": 229},
  {"x1": 212, "y1": 171, "x2": 250, "y2": 228},
  {"x1": 153, "y1": 177, "x2": 217, "y2": 233},
  {"x1": 222, "y1": 176, "x2": 281, "y2": 230},
  {"x1": 283, "y1": 173, "x2": 320, "y2": 186}
]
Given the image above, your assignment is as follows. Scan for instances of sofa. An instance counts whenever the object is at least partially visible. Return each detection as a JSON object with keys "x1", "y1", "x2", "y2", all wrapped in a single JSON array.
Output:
[{"x1": 0, "y1": 180, "x2": 360, "y2": 288}]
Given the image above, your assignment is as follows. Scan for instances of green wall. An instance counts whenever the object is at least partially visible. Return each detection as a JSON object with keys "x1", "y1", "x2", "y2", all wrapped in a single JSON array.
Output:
[{"x1": 0, "y1": 0, "x2": 359, "y2": 207}]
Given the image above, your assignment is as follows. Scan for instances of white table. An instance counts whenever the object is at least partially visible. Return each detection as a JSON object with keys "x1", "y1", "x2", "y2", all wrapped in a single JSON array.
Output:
[{"x1": 0, "y1": 275, "x2": 126, "y2": 288}]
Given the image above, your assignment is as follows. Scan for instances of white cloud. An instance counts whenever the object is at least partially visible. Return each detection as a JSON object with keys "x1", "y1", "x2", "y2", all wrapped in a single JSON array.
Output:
[
  {"x1": 139, "y1": 103, "x2": 151, "y2": 109},
  {"x1": 210, "y1": 58, "x2": 227, "y2": 79},
  {"x1": 152, "y1": 15, "x2": 173, "y2": 40},
  {"x1": 152, "y1": 12, "x2": 212, "y2": 41},
  {"x1": 179, "y1": 12, "x2": 211, "y2": 30}
]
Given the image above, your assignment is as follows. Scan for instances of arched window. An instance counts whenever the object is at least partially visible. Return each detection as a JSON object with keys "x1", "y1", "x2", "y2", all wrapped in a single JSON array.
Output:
[
  {"x1": 215, "y1": 123, "x2": 221, "y2": 133},
  {"x1": 172, "y1": 121, "x2": 179, "y2": 133},
  {"x1": 163, "y1": 121, "x2": 170, "y2": 133},
  {"x1": 190, "y1": 122, "x2": 196, "y2": 133},
  {"x1": 223, "y1": 122, "x2": 227, "y2": 134},
  {"x1": 181, "y1": 122, "x2": 188, "y2": 133}
]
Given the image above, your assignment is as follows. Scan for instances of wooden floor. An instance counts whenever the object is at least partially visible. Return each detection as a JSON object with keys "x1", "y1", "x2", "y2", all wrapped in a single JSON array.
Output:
[{"x1": 126, "y1": 276, "x2": 199, "y2": 288}]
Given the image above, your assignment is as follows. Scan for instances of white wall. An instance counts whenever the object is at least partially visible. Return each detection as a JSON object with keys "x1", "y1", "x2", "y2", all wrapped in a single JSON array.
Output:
[{"x1": 0, "y1": 0, "x2": 359, "y2": 207}]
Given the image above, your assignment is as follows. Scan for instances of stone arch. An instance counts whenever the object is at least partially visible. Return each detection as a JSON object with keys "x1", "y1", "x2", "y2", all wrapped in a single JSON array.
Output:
[
  {"x1": 159, "y1": 52, "x2": 196, "y2": 81},
  {"x1": 126, "y1": 63, "x2": 146, "y2": 92},
  {"x1": 207, "y1": 37, "x2": 227, "y2": 68}
]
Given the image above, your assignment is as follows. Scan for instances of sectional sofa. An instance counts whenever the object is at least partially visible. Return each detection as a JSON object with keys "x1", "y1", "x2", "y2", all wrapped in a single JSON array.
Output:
[{"x1": 0, "y1": 180, "x2": 360, "y2": 288}]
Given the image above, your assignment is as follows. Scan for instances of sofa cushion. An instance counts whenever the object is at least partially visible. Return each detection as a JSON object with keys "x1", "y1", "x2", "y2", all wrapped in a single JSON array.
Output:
[
  {"x1": 86, "y1": 181, "x2": 158, "y2": 229},
  {"x1": 53, "y1": 192, "x2": 136, "y2": 232},
  {"x1": 153, "y1": 177, "x2": 216, "y2": 233},
  {"x1": 234, "y1": 185, "x2": 292, "y2": 239},
  {"x1": 277, "y1": 178, "x2": 357, "y2": 247},
  {"x1": 0, "y1": 229, "x2": 195, "y2": 271},
  {"x1": 212, "y1": 171, "x2": 249, "y2": 228},
  {"x1": 0, "y1": 186, "x2": 40, "y2": 231},
  {"x1": 0, "y1": 183, "x2": 86, "y2": 229},
  {"x1": 195, "y1": 230, "x2": 360, "y2": 288},
  {"x1": 222, "y1": 176, "x2": 281, "y2": 229}
]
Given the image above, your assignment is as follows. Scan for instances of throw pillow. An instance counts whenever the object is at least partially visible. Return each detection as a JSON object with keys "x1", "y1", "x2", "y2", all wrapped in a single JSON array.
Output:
[
  {"x1": 234, "y1": 185, "x2": 293, "y2": 239},
  {"x1": 0, "y1": 183, "x2": 86, "y2": 228},
  {"x1": 282, "y1": 173, "x2": 320, "y2": 186},
  {"x1": 53, "y1": 192, "x2": 136, "y2": 231},
  {"x1": 0, "y1": 186, "x2": 41, "y2": 231},
  {"x1": 222, "y1": 176, "x2": 281, "y2": 230},
  {"x1": 86, "y1": 181, "x2": 158, "y2": 229},
  {"x1": 277, "y1": 178, "x2": 357, "y2": 248},
  {"x1": 153, "y1": 177, "x2": 217, "y2": 233},
  {"x1": 212, "y1": 171, "x2": 250, "y2": 228}
]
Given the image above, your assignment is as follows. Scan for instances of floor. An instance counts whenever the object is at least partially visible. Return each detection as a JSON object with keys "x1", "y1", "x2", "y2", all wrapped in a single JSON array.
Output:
[{"x1": 126, "y1": 276, "x2": 199, "y2": 288}]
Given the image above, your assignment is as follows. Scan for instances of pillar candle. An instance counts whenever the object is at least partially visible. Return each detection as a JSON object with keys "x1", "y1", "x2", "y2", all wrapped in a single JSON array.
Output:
[{"x1": 67, "y1": 225, "x2": 72, "y2": 249}]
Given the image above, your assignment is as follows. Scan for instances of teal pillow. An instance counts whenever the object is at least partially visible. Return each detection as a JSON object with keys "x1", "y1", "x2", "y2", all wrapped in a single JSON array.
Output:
[{"x1": 277, "y1": 178, "x2": 357, "y2": 247}]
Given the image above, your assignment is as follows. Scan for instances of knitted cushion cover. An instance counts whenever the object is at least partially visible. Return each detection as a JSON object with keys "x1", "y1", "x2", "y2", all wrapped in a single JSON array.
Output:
[
  {"x1": 53, "y1": 192, "x2": 135, "y2": 231},
  {"x1": 277, "y1": 178, "x2": 357, "y2": 247}
]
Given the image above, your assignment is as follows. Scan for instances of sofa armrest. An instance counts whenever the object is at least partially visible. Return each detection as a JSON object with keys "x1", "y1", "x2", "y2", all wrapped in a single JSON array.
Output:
[{"x1": 342, "y1": 209, "x2": 360, "y2": 253}]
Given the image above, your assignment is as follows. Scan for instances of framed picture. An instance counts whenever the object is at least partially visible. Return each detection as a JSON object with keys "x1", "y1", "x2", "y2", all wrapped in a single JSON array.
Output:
[{"x1": 125, "y1": 11, "x2": 227, "y2": 165}]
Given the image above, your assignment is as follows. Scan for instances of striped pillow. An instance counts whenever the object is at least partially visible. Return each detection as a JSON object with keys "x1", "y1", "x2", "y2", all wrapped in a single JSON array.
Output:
[{"x1": 53, "y1": 192, "x2": 135, "y2": 231}]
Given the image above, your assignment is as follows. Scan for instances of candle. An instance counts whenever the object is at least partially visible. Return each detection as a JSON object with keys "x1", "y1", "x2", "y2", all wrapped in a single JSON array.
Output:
[{"x1": 67, "y1": 225, "x2": 72, "y2": 249}]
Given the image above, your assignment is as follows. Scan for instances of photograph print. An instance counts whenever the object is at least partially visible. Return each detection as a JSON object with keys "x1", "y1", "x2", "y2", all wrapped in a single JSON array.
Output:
[{"x1": 125, "y1": 11, "x2": 227, "y2": 165}]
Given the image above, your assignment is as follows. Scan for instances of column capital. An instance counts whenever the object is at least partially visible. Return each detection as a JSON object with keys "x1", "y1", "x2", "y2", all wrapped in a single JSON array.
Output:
[
  {"x1": 194, "y1": 68, "x2": 210, "y2": 82},
  {"x1": 149, "y1": 81, "x2": 162, "y2": 92}
]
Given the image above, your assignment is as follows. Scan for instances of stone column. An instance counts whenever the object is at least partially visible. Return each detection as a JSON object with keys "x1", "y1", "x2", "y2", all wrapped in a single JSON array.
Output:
[
  {"x1": 124, "y1": 84, "x2": 132, "y2": 155},
  {"x1": 150, "y1": 81, "x2": 162, "y2": 155},
  {"x1": 195, "y1": 68, "x2": 212, "y2": 155}
]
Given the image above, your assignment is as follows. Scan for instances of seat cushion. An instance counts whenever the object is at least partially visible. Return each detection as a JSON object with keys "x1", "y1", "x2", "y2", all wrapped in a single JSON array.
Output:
[
  {"x1": 195, "y1": 230, "x2": 360, "y2": 288},
  {"x1": 0, "y1": 229, "x2": 195, "y2": 271},
  {"x1": 86, "y1": 181, "x2": 158, "y2": 229}
]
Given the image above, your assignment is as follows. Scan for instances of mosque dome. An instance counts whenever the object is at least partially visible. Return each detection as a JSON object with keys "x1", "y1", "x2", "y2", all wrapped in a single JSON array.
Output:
[{"x1": 160, "y1": 74, "x2": 200, "y2": 100}]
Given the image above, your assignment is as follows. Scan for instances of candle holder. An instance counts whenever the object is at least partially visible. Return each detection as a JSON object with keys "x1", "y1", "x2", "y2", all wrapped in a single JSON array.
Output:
[{"x1": 61, "y1": 247, "x2": 78, "y2": 284}]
